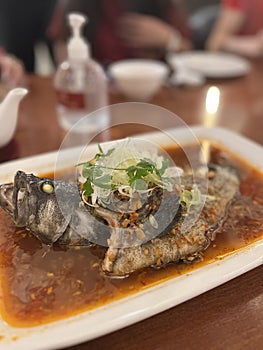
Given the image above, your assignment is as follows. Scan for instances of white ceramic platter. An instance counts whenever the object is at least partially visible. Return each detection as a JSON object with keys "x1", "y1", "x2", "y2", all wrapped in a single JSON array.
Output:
[
  {"x1": 0, "y1": 126, "x2": 262, "y2": 350},
  {"x1": 167, "y1": 52, "x2": 251, "y2": 78}
]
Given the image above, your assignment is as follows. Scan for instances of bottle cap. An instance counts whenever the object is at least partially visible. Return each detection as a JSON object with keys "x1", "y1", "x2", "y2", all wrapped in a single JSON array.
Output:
[{"x1": 67, "y1": 12, "x2": 89, "y2": 60}]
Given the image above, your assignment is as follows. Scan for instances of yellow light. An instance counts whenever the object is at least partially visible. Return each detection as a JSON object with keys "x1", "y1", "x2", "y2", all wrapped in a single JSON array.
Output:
[
  {"x1": 202, "y1": 86, "x2": 221, "y2": 164},
  {"x1": 205, "y1": 86, "x2": 220, "y2": 114}
]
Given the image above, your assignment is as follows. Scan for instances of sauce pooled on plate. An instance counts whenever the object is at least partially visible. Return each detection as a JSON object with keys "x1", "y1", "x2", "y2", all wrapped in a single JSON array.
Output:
[{"x1": 0, "y1": 143, "x2": 262, "y2": 327}]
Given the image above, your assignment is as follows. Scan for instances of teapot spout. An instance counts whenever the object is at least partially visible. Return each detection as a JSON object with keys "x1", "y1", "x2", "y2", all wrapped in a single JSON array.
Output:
[{"x1": 0, "y1": 88, "x2": 28, "y2": 148}]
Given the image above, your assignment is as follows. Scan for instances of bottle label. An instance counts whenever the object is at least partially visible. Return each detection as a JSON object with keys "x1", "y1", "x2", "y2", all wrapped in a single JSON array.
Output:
[{"x1": 56, "y1": 90, "x2": 86, "y2": 109}]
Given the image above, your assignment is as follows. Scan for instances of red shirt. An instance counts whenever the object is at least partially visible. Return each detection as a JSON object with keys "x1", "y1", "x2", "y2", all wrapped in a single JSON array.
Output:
[
  {"x1": 223, "y1": 0, "x2": 263, "y2": 35},
  {"x1": 94, "y1": 0, "x2": 191, "y2": 63}
]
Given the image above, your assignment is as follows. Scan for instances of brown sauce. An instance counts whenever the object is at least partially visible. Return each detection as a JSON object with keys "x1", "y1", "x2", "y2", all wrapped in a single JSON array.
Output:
[{"x1": 0, "y1": 143, "x2": 263, "y2": 327}]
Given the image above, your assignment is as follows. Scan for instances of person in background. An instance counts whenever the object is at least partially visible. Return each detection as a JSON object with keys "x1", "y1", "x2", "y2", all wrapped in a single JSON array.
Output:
[
  {"x1": 54, "y1": 0, "x2": 192, "y2": 65},
  {"x1": 0, "y1": 0, "x2": 58, "y2": 72},
  {"x1": 0, "y1": 49, "x2": 25, "y2": 87},
  {"x1": 206, "y1": 0, "x2": 263, "y2": 57},
  {"x1": 187, "y1": 2, "x2": 220, "y2": 50}
]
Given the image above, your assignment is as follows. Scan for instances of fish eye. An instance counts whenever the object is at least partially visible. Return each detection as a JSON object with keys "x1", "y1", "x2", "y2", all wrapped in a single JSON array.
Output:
[{"x1": 41, "y1": 182, "x2": 54, "y2": 194}]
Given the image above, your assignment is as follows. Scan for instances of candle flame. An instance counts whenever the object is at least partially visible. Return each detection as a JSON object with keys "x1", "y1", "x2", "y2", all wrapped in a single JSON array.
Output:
[
  {"x1": 202, "y1": 86, "x2": 221, "y2": 164},
  {"x1": 204, "y1": 86, "x2": 220, "y2": 127}
]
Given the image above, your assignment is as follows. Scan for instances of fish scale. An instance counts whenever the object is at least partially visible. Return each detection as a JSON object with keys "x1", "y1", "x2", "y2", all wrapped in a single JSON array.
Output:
[
  {"x1": 102, "y1": 166, "x2": 240, "y2": 276},
  {"x1": 0, "y1": 166, "x2": 239, "y2": 277}
]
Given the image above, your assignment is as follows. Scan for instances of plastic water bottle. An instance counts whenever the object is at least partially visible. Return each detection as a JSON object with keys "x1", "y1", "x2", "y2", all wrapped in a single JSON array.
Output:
[{"x1": 54, "y1": 13, "x2": 108, "y2": 137}]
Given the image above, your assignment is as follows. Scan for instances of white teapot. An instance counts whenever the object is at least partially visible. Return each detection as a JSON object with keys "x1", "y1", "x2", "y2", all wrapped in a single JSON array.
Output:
[{"x1": 0, "y1": 88, "x2": 28, "y2": 148}]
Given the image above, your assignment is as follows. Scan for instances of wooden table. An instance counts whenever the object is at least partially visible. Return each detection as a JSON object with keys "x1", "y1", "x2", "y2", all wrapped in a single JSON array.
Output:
[{"x1": 1, "y1": 59, "x2": 263, "y2": 349}]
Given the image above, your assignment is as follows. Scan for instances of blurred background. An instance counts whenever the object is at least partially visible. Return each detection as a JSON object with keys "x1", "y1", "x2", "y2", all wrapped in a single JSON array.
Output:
[{"x1": 32, "y1": 0, "x2": 221, "y2": 75}]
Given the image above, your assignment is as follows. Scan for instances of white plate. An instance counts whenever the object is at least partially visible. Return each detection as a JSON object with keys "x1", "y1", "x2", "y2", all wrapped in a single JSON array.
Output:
[
  {"x1": 167, "y1": 51, "x2": 251, "y2": 78},
  {"x1": 0, "y1": 126, "x2": 262, "y2": 350}
]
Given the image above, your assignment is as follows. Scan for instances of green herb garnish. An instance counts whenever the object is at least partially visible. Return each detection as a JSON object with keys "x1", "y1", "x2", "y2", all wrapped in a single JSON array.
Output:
[
  {"x1": 77, "y1": 144, "x2": 215, "y2": 211},
  {"x1": 180, "y1": 184, "x2": 215, "y2": 210},
  {"x1": 76, "y1": 144, "x2": 171, "y2": 198}
]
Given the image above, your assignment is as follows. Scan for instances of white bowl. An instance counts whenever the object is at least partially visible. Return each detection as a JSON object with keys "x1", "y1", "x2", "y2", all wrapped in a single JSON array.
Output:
[{"x1": 108, "y1": 59, "x2": 169, "y2": 101}]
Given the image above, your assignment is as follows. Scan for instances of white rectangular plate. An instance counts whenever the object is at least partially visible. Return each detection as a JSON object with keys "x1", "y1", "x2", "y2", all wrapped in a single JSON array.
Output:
[{"x1": 0, "y1": 126, "x2": 262, "y2": 350}]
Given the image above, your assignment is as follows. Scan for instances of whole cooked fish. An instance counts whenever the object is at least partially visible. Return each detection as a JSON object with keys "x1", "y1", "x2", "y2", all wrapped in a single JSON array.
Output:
[{"x1": 0, "y1": 166, "x2": 239, "y2": 277}]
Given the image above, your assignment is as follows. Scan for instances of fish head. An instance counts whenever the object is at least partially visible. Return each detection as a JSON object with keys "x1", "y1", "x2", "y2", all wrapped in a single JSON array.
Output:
[{"x1": 0, "y1": 171, "x2": 77, "y2": 244}]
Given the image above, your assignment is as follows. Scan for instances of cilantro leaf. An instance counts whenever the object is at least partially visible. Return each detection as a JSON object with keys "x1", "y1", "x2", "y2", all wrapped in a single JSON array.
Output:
[
  {"x1": 158, "y1": 159, "x2": 169, "y2": 176},
  {"x1": 93, "y1": 174, "x2": 113, "y2": 189},
  {"x1": 82, "y1": 179, "x2": 93, "y2": 197},
  {"x1": 77, "y1": 145, "x2": 180, "y2": 202}
]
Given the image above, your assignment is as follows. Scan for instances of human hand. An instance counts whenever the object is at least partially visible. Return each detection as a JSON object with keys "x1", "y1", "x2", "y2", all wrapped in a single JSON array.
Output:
[
  {"x1": 118, "y1": 13, "x2": 175, "y2": 49},
  {"x1": 238, "y1": 32, "x2": 263, "y2": 57},
  {"x1": 219, "y1": 30, "x2": 263, "y2": 58},
  {"x1": 0, "y1": 50, "x2": 26, "y2": 88}
]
